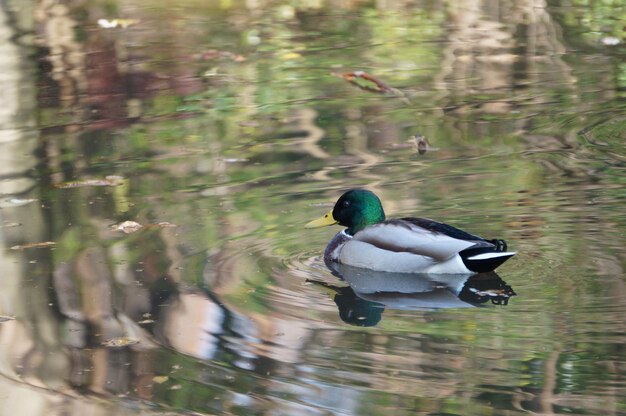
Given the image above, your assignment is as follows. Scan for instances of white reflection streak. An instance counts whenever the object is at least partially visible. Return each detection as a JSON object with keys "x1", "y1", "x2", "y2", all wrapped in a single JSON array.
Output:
[{"x1": 161, "y1": 293, "x2": 224, "y2": 360}]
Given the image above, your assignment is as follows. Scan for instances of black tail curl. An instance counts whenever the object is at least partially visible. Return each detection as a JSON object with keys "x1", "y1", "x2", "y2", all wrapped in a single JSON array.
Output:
[{"x1": 488, "y1": 239, "x2": 508, "y2": 252}]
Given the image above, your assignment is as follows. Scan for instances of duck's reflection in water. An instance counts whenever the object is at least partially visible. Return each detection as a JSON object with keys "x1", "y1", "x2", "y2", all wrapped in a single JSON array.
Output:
[{"x1": 309, "y1": 264, "x2": 516, "y2": 326}]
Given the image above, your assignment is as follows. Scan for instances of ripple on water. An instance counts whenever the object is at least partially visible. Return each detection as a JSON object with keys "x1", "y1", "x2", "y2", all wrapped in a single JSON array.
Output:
[{"x1": 280, "y1": 248, "x2": 329, "y2": 280}]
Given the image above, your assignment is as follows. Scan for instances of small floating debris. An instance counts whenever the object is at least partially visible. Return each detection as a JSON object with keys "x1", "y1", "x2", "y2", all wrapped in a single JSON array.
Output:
[
  {"x1": 334, "y1": 71, "x2": 394, "y2": 94},
  {"x1": 137, "y1": 312, "x2": 155, "y2": 324},
  {"x1": 152, "y1": 376, "x2": 169, "y2": 384},
  {"x1": 55, "y1": 175, "x2": 125, "y2": 189},
  {"x1": 0, "y1": 222, "x2": 21, "y2": 229},
  {"x1": 102, "y1": 337, "x2": 140, "y2": 348},
  {"x1": 412, "y1": 134, "x2": 429, "y2": 155},
  {"x1": 97, "y1": 18, "x2": 139, "y2": 29},
  {"x1": 198, "y1": 49, "x2": 246, "y2": 62},
  {"x1": 154, "y1": 222, "x2": 176, "y2": 228},
  {"x1": 112, "y1": 221, "x2": 177, "y2": 234},
  {"x1": 280, "y1": 51, "x2": 302, "y2": 60},
  {"x1": 10, "y1": 241, "x2": 56, "y2": 250},
  {"x1": 0, "y1": 315, "x2": 16, "y2": 323},
  {"x1": 114, "y1": 220, "x2": 143, "y2": 234}
]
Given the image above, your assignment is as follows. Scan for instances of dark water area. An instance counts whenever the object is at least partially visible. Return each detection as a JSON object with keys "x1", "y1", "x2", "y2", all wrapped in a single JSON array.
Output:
[{"x1": 0, "y1": 1, "x2": 625, "y2": 415}]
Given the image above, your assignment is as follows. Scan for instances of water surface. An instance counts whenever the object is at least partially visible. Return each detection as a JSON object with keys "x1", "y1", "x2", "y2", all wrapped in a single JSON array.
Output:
[{"x1": 0, "y1": 1, "x2": 625, "y2": 415}]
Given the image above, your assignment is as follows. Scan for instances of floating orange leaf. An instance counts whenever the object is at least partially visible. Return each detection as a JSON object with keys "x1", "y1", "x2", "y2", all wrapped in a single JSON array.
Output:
[{"x1": 334, "y1": 71, "x2": 393, "y2": 94}]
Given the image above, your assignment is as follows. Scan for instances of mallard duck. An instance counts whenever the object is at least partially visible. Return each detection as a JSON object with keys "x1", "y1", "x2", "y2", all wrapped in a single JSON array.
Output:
[{"x1": 305, "y1": 189, "x2": 515, "y2": 274}]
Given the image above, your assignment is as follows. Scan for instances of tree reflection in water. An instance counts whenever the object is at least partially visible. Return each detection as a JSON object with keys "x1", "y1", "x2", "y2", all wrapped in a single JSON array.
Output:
[{"x1": 0, "y1": 0, "x2": 625, "y2": 414}]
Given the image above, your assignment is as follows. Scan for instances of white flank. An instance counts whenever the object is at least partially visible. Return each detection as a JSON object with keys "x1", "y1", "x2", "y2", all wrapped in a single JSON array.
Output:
[{"x1": 467, "y1": 252, "x2": 516, "y2": 260}]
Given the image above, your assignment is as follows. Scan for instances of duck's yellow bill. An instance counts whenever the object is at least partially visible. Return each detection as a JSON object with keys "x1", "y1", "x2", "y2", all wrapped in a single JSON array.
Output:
[{"x1": 305, "y1": 209, "x2": 337, "y2": 228}]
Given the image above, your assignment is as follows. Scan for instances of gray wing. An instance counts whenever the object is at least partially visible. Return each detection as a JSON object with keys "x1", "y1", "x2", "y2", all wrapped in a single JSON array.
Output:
[{"x1": 353, "y1": 219, "x2": 492, "y2": 261}]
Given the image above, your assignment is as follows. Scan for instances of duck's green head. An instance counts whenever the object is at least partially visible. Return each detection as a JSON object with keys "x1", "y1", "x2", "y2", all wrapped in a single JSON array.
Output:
[{"x1": 305, "y1": 189, "x2": 386, "y2": 235}]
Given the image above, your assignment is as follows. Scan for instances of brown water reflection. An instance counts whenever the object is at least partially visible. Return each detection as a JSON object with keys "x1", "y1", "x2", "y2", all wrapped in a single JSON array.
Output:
[{"x1": 1, "y1": 0, "x2": 626, "y2": 415}]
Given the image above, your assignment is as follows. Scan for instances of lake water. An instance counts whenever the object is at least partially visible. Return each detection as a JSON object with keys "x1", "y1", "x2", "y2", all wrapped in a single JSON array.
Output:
[{"x1": 1, "y1": 1, "x2": 625, "y2": 415}]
